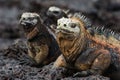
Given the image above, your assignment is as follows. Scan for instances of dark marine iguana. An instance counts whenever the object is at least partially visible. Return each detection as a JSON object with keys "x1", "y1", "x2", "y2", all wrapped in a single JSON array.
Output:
[
  {"x1": 53, "y1": 13, "x2": 120, "y2": 78},
  {"x1": 44, "y1": 6, "x2": 68, "y2": 35},
  {"x1": 19, "y1": 12, "x2": 61, "y2": 66}
]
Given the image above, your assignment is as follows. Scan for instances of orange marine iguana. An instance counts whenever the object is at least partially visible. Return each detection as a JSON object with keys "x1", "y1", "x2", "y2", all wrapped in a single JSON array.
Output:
[
  {"x1": 19, "y1": 12, "x2": 61, "y2": 66},
  {"x1": 53, "y1": 13, "x2": 120, "y2": 77}
]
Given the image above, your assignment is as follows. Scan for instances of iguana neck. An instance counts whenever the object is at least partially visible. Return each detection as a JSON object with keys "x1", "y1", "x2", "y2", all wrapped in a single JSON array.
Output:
[
  {"x1": 57, "y1": 28, "x2": 89, "y2": 64},
  {"x1": 26, "y1": 21, "x2": 50, "y2": 42},
  {"x1": 26, "y1": 27, "x2": 39, "y2": 41}
]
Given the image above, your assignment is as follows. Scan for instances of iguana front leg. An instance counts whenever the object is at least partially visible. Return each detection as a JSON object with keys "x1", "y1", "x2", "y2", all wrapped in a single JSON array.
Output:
[
  {"x1": 74, "y1": 49, "x2": 111, "y2": 77},
  {"x1": 28, "y1": 44, "x2": 49, "y2": 65},
  {"x1": 53, "y1": 54, "x2": 67, "y2": 68},
  {"x1": 35, "y1": 44, "x2": 49, "y2": 64},
  {"x1": 50, "y1": 55, "x2": 68, "y2": 79}
]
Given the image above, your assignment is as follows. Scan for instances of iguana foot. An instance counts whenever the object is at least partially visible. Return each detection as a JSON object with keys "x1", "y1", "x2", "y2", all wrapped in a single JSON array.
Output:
[
  {"x1": 49, "y1": 67, "x2": 67, "y2": 80},
  {"x1": 73, "y1": 71, "x2": 89, "y2": 77}
]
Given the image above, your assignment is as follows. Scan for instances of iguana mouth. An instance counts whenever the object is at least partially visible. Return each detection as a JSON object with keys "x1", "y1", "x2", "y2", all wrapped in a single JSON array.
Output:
[
  {"x1": 57, "y1": 28, "x2": 74, "y2": 34},
  {"x1": 20, "y1": 20, "x2": 37, "y2": 33}
]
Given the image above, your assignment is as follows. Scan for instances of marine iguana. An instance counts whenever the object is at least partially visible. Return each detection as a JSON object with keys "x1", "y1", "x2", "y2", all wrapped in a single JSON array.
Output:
[
  {"x1": 53, "y1": 13, "x2": 120, "y2": 78},
  {"x1": 19, "y1": 12, "x2": 61, "y2": 66},
  {"x1": 44, "y1": 6, "x2": 68, "y2": 35}
]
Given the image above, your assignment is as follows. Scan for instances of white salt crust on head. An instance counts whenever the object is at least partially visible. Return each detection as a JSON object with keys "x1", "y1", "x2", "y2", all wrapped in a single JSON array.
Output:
[
  {"x1": 21, "y1": 12, "x2": 39, "y2": 25},
  {"x1": 21, "y1": 12, "x2": 39, "y2": 18},
  {"x1": 48, "y1": 6, "x2": 62, "y2": 12},
  {"x1": 57, "y1": 17, "x2": 80, "y2": 34}
]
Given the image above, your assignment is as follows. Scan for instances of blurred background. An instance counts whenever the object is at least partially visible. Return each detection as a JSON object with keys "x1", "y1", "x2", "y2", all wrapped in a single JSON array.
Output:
[{"x1": 0, "y1": 0, "x2": 120, "y2": 49}]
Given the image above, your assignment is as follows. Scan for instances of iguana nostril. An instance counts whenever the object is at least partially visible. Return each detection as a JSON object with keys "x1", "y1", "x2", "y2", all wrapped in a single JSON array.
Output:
[
  {"x1": 64, "y1": 24, "x2": 66, "y2": 27},
  {"x1": 22, "y1": 18, "x2": 26, "y2": 20}
]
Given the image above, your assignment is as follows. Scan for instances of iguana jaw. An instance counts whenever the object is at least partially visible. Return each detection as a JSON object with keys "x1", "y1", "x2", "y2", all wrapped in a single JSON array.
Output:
[{"x1": 57, "y1": 28, "x2": 74, "y2": 34}]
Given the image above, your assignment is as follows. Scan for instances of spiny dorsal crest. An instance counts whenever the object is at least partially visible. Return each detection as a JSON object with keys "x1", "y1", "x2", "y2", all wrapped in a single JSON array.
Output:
[
  {"x1": 72, "y1": 13, "x2": 120, "y2": 40},
  {"x1": 92, "y1": 26, "x2": 120, "y2": 40},
  {"x1": 73, "y1": 13, "x2": 92, "y2": 28}
]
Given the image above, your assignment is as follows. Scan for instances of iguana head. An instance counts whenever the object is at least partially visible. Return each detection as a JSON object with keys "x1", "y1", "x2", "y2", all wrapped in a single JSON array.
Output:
[
  {"x1": 56, "y1": 17, "x2": 81, "y2": 39},
  {"x1": 19, "y1": 12, "x2": 40, "y2": 33},
  {"x1": 19, "y1": 12, "x2": 45, "y2": 40},
  {"x1": 47, "y1": 6, "x2": 67, "y2": 19}
]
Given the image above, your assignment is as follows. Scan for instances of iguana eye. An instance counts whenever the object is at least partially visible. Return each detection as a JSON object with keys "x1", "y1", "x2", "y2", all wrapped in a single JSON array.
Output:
[
  {"x1": 53, "y1": 11, "x2": 60, "y2": 14},
  {"x1": 71, "y1": 23, "x2": 76, "y2": 28}
]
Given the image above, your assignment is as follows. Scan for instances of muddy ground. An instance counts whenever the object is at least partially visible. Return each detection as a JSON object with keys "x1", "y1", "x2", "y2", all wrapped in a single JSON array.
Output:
[{"x1": 0, "y1": 0, "x2": 120, "y2": 80}]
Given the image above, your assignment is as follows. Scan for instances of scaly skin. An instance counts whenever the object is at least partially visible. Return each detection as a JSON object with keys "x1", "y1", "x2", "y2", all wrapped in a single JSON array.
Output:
[
  {"x1": 19, "y1": 12, "x2": 61, "y2": 66},
  {"x1": 53, "y1": 13, "x2": 120, "y2": 77},
  {"x1": 44, "y1": 6, "x2": 68, "y2": 35}
]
